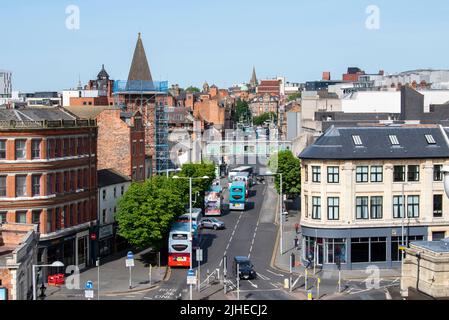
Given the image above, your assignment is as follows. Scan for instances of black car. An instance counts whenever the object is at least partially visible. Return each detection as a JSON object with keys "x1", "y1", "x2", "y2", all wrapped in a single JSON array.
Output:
[{"x1": 233, "y1": 256, "x2": 256, "y2": 280}]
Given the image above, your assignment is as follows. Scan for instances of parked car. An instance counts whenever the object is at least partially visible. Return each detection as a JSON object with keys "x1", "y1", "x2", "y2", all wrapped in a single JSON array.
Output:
[
  {"x1": 199, "y1": 217, "x2": 225, "y2": 230},
  {"x1": 233, "y1": 256, "x2": 256, "y2": 280}
]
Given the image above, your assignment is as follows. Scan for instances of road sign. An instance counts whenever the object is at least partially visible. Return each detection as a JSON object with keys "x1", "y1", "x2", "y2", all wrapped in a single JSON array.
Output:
[
  {"x1": 398, "y1": 245, "x2": 407, "y2": 251},
  {"x1": 187, "y1": 269, "x2": 196, "y2": 285},
  {"x1": 196, "y1": 249, "x2": 203, "y2": 262},
  {"x1": 126, "y1": 259, "x2": 135, "y2": 268},
  {"x1": 85, "y1": 280, "x2": 94, "y2": 290},
  {"x1": 127, "y1": 251, "x2": 134, "y2": 260},
  {"x1": 85, "y1": 289, "x2": 94, "y2": 299}
]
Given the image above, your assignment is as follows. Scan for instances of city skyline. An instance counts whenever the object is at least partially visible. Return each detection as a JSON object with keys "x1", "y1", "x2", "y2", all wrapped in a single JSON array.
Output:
[{"x1": 1, "y1": 1, "x2": 449, "y2": 91}]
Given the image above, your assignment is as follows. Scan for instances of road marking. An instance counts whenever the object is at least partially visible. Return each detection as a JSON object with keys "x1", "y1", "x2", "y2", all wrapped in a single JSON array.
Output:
[
  {"x1": 248, "y1": 280, "x2": 258, "y2": 288},
  {"x1": 143, "y1": 297, "x2": 153, "y2": 300},
  {"x1": 250, "y1": 245, "x2": 253, "y2": 252},
  {"x1": 266, "y1": 269, "x2": 284, "y2": 277},
  {"x1": 257, "y1": 273, "x2": 270, "y2": 281},
  {"x1": 385, "y1": 288, "x2": 392, "y2": 300},
  {"x1": 270, "y1": 282, "x2": 280, "y2": 288}
]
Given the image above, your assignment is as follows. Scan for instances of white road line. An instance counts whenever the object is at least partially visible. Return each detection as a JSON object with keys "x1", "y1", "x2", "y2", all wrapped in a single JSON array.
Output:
[
  {"x1": 270, "y1": 282, "x2": 280, "y2": 288},
  {"x1": 249, "y1": 245, "x2": 253, "y2": 253},
  {"x1": 266, "y1": 269, "x2": 284, "y2": 277},
  {"x1": 248, "y1": 280, "x2": 258, "y2": 288},
  {"x1": 258, "y1": 273, "x2": 270, "y2": 281},
  {"x1": 385, "y1": 288, "x2": 392, "y2": 300},
  {"x1": 219, "y1": 260, "x2": 223, "y2": 267}
]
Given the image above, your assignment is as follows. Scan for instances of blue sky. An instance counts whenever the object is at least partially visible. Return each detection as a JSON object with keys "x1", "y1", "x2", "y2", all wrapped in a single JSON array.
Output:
[{"x1": 1, "y1": 0, "x2": 449, "y2": 92}]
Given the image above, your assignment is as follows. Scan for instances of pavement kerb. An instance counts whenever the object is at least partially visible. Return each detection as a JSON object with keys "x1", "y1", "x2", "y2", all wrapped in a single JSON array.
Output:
[{"x1": 163, "y1": 266, "x2": 171, "y2": 281}]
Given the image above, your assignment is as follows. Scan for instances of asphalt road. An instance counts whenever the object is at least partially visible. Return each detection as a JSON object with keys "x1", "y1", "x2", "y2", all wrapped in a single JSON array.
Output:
[{"x1": 143, "y1": 179, "x2": 295, "y2": 300}]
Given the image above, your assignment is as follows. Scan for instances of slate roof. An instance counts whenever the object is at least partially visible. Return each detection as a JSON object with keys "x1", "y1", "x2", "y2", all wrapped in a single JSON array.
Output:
[
  {"x1": 128, "y1": 33, "x2": 153, "y2": 82},
  {"x1": 0, "y1": 108, "x2": 75, "y2": 121},
  {"x1": 98, "y1": 169, "x2": 131, "y2": 188},
  {"x1": 299, "y1": 125, "x2": 449, "y2": 160},
  {"x1": 63, "y1": 105, "x2": 119, "y2": 119}
]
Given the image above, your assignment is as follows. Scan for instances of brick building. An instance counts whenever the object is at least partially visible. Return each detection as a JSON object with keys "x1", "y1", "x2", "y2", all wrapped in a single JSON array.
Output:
[
  {"x1": 65, "y1": 106, "x2": 146, "y2": 181},
  {"x1": 257, "y1": 79, "x2": 281, "y2": 96},
  {"x1": 0, "y1": 108, "x2": 98, "y2": 273},
  {"x1": 0, "y1": 223, "x2": 38, "y2": 300}
]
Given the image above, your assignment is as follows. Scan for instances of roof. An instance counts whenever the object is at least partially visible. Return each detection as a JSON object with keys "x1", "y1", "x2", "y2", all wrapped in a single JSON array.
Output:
[
  {"x1": 64, "y1": 105, "x2": 120, "y2": 119},
  {"x1": 0, "y1": 108, "x2": 75, "y2": 121},
  {"x1": 234, "y1": 256, "x2": 250, "y2": 262},
  {"x1": 98, "y1": 169, "x2": 131, "y2": 188},
  {"x1": 128, "y1": 33, "x2": 153, "y2": 82},
  {"x1": 231, "y1": 181, "x2": 246, "y2": 187},
  {"x1": 299, "y1": 125, "x2": 449, "y2": 160},
  {"x1": 97, "y1": 64, "x2": 110, "y2": 80},
  {"x1": 411, "y1": 238, "x2": 449, "y2": 253}
]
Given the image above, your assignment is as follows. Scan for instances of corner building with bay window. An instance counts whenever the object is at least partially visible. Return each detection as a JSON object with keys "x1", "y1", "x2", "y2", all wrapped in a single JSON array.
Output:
[
  {"x1": 0, "y1": 109, "x2": 98, "y2": 273},
  {"x1": 299, "y1": 124, "x2": 449, "y2": 270}
]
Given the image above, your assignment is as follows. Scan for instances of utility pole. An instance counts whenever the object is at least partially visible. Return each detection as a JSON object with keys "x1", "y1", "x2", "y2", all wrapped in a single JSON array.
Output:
[
  {"x1": 237, "y1": 263, "x2": 240, "y2": 300},
  {"x1": 223, "y1": 255, "x2": 227, "y2": 295},
  {"x1": 96, "y1": 259, "x2": 100, "y2": 300}
]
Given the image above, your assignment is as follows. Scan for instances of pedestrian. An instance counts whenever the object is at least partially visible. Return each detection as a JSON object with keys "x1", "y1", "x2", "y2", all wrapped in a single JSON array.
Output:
[
  {"x1": 295, "y1": 223, "x2": 299, "y2": 234},
  {"x1": 294, "y1": 236, "x2": 299, "y2": 248}
]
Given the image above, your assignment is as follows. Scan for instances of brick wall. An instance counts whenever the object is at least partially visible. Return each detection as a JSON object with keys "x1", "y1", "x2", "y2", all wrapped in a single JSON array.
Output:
[{"x1": 0, "y1": 268, "x2": 12, "y2": 300}]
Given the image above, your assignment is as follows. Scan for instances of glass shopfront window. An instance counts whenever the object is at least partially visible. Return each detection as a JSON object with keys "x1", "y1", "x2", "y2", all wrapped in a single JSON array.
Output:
[
  {"x1": 325, "y1": 238, "x2": 347, "y2": 264},
  {"x1": 351, "y1": 237, "x2": 370, "y2": 263}
]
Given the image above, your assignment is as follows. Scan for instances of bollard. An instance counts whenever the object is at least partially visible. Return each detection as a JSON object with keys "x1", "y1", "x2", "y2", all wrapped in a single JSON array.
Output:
[
  {"x1": 284, "y1": 278, "x2": 289, "y2": 289},
  {"x1": 307, "y1": 290, "x2": 313, "y2": 300}
]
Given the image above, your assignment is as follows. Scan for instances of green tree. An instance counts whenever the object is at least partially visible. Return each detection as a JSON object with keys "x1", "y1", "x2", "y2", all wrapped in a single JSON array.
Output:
[
  {"x1": 287, "y1": 92, "x2": 301, "y2": 102},
  {"x1": 185, "y1": 86, "x2": 200, "y2": 93},
  {"x1": 253, "y1": 112, "x2": 277, "y2": 126},
  {"x1": 116, "y1": 176, "x2": 186, "y2": 249},
  {"x1": 179, "y1": 163, "x2": 216, "y2": 207},
  {"x1": 234, "y1": 99, "x2": 251, "y2": 124},
  {"x1": 268, "y1": 150, "x2": 301, "y2": 198}
]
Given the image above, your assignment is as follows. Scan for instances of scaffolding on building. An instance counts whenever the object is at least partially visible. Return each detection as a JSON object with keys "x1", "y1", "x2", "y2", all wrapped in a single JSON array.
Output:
[{"x1": 112, "y1": 80, "x2": 171, "y2": 175}]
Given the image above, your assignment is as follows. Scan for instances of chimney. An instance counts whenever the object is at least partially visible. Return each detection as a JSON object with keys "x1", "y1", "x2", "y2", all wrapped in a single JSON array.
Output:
[
  {"x1": 322, "y1": 72, "x2": 331, "y2": 81},
  {"x1": 379, "y1": 70, "x2": 385, "y2": 76}
]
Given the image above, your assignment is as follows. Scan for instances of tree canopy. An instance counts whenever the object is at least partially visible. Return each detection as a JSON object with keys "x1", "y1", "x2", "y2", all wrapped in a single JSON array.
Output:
[
  {"x1": 234, "y1": 99, "x2": 251, "y2": 124},
  {"x1": 253, "y1": 112, "x2": 277, "y2": 126},
  {"x1": 268, "y1": 150, "x2": 301, "y2": 198},
  {"x1": 185, "y1": 86, "x2": 200, "y2": 93},
  {"x1": 287, "y1": 92, "x2": 301, "y2": 102}
]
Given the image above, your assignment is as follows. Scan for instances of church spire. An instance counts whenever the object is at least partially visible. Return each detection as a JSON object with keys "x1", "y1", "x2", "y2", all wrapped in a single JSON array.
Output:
[
  {"x1": 128, "y1": 33, "x2": 153, "y2": 82},
  {"x1": 250, "y1": 66, "x2": 258, "y2": 87}
]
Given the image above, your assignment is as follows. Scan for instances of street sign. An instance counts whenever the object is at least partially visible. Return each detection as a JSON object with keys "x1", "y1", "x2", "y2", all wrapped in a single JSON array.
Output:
[
  {"x1": 127, "y1": 251, "x2": 134, "y2": 260},
  {"x1": 126, "y1": 259, "x2": 135, "y2": 267},
  {"x1": 85, "y1": 280, "x2": 94, "y2": 290},
  {"x1": 85, "y1": 289, "x2": 94, "y2": 299},
  {"x1": 398, "y1": 245, "x2": 407, "y2": 251},
  {"x1": 187, "y1": 269, "x2": 196, "y2": 285},
  {"x1": 196, "y1": 249, "x2": 203, "y2": 262}
]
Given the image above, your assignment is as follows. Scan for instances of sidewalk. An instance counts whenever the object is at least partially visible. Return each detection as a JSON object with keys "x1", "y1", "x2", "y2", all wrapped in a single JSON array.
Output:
[{"x1": 43, "y1": 248, "x2": 168, "y2": 300}]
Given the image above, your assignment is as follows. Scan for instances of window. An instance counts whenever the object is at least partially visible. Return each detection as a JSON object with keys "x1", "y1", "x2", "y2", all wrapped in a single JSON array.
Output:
[
  {"x1": 0, "y1": 211, "x2": 7, "y2": 224},
  {"x1": 46, "y1": 139, "x2": 53, "y2": 159},
  {"x1": 69, "y1": 138, "x2": 75, "y2": 156},
  {"x1": 77, "y1": 137, "x2": 82, "y2": 155},
  {"x1": 15, "y1": 139, "x2": 26, "y2": 159},
  {"x1": 433, "y1": 194, "x2": 443, "y2": 218},
  {"x1": 304, "y1": 195, "x2": 309, "y2": 218},
  {"x1": 389, "y1": 135, "x2": 399, "y2": 145},
  {"x1": 102, "y1": 189, "x2": 106, "y2": 200},
  {"x1": 132, "y1": 169, "x2": 137, "y2": 180},
  {"x1": 113, "y1": 187, "x2": 117, "y2": 198},
  {"x1": 63, "y1": 139, "x2": 69, "y2": 156},
  {"x1": 432, "y1": 232, "x2": 446, "y2": 241},
  {"x1": 63, "y1": 172, "x2": 68, "y2": 192},
  {"x1": 16, "y1": 211, "x2": 27, "y2": 224},
  {"x1": 312, "y1": 166, "x2": 321, "y2": 183},
  {"x1": 370, "y1": 166, "x2": 383, "y2": 182},
  {"x1": 370, "y1": 196, "x2": 383, "y2": 219},
  {"x1": 370, "y1": 237, "x2": 387, "y2": 262},
  {"x1": 356, "y1": 166, "x2": 369, "y2": 183},
  {"x1": 407, "y1": 195, "x2": 419, "y2": 218},
  {"x1": 55, "y1": 139, "x2": 61, "y2": 157},
  {"x1": 351, "y1": 238, "x2": 370, "y2": 263},
  {"x1": 327, "y1": 197, "x2": 339, "y2": 220},
  {"x1": 32, "y1": 175, "x2": 41, "y2": 197},
  {"x1": 47, "y1": 209, "x2": 53, "y2": 232},
  {"x1": 391, "y1": 236, "x2": 424, "y2": 262},
  {"x1": 352, "y1": 135, "x2": 363, "y2": 146},
  {"x1": 0, "y1": 176, "x2": 6, "y2": 197},
  {"x1": 312, "y1": 197, "x2": 321, "y2": 220},
  {"x1": 425, "y1": 134, "x2": 436, "y2": 144},
  {"x1": 77, "y1": 204, "x2": 82, "y2": 224},
  {"x1": 434, "y1": 165, "x2": 443, "y2": 181},
  {"x1": 55, "y1": 208, "x2": 61, "y2": 230},
  {"x1": 102, "y1": 209, "x2": 107, "y2": 224},
  {"x1": 132, "y1": 141, "x2": 136, "y2": 155},
  {"x1": 139, "y1": 166, "x2": 144, "y2": 180},
  {"x1": 356, "y1": 196, "x2": 368, "y2": 219},
  {"x1": 393, "y1": 165, "x2": 405, "y2": 182},
  {"x1": 69, "y1": 206, "x2": 74, "y2": 226},
  {"x1": 326, "y1": 238, "x2": 347, "y2": 264},
  {"x1": 121, "y1": 186, "x2": 124, "y2": 195},
  {"x1": 0, "y1": 140, "x2": 6, "y2": 159},
  {"x1": 70, "y1": 171, "x2": 75, "y2": 191},
  {"x1": 77, "y1": 170, "x2": 82, "y2": 189},
  {"x1": 393, "y1": 196, "x2": 404, "y2": 218},
  {"x1": 55, "y1": 173, "x2": 61, "y2": 193},
  {"x1": 407, "y1": 165, "x2": 419, "y2": 182},
  {"x1": 15, "y1": 175, "x2": 27, "y2": 197},
  {"x1": 32, "y1": 210, "x2": 41, "y2": 232},
  {"x1": 327, "y1": 167, "x2": 339, "y2": 183},
  {"x1": 304, "y1": 165, "x2": 308, "y2": 182},
  {"x1": 31, "y1": 139, "x2": 41, "y2": 159}
]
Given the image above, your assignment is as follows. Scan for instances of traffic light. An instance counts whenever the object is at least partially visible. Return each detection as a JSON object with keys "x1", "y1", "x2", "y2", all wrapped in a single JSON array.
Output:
[
  {"x1": 335, "y1": 256, "x2": 341, "y2": 270},
  {"x1": 290, "y1": 253, "x2": 296, "y2": 268}
]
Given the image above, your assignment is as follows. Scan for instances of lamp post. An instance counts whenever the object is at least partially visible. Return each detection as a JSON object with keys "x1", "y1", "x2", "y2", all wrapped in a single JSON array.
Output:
[
  {"x1": 33, "y1": 261, "x2": 64, "y2": 300},
  {"x1": 172, "y1": 174, "x2": 209, "y2": 300},
  {"x1": 265, "y1": 170, "x2": 284, "y2": 255}
]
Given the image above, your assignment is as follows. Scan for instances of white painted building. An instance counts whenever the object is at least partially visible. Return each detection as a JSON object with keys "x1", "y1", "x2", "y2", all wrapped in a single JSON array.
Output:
[
  {"x1": 0, "y1": 70, "x2": 12, "y2": 96},
  {"x1": 341, "y1": 91, "x2": 401, "y2": 113},
  {"x1": 97, "y1": 169, "x2": 131, "y2": 257},
  {"x1": 62, "y1": 89, "x2": 106, "y2": 107}
]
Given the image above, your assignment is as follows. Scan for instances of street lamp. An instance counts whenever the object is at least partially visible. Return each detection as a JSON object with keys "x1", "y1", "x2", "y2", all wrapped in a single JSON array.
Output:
[
  {"x1": 33, "y1": 261, "x2": 64, "y2": 300},
  {"x1": 172, "y1": 175, "x2": 209, "y2": 300}
]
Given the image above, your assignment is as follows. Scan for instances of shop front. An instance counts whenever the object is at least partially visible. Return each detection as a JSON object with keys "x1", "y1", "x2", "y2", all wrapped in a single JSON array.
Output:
[
  {"x1": 98, "y1": 223, "x2": 114, "y2": 258},
  {"x1": 301, "y1": 226, "x2": 428, "y2": 270}
]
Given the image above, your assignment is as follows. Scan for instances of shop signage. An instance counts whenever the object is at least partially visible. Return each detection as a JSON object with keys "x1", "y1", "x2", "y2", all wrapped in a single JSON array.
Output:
[{"x1": 99, "y1": 224, "x2": 113, "y2": 240}]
